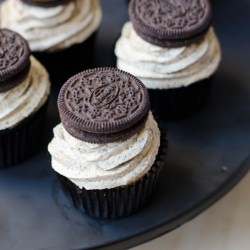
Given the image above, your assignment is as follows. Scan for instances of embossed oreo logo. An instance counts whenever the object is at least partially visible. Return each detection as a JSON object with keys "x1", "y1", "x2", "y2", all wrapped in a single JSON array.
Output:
[
  {"x1": 63, "y1": 70, "x2": 146, "y2": 123},
  {"x1": 135, "y1": 0, "x2": 207, "y2": 30},
  {"x1": 89, "y1": 84, "x2": 120, "y2": 108}
]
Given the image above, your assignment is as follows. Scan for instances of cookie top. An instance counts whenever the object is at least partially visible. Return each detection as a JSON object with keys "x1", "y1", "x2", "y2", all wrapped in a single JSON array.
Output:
[
  {"x1": 58, "y1": 68, "x2": 150, "y2": 143},
  {"x1": 21, "y1": 0, "x2": 72, "y2": 7},
  {"x1": 0, "y1": 29, "x2": 30, "y2": 92},
  {"x1": 129, "y1": 0, "x2": 212, "y2": 47}
]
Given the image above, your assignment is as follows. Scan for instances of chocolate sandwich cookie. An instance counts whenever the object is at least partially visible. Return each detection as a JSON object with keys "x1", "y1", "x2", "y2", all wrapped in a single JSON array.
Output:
[
  {"x1": 21, "y1": 0, "x2": 71, "y2": 7},
  {"x1": 0, "y1": 29, "x2": 30, "y2": 92},
  {"x1": 129, "y1": 0, "x2": 212, "y2": 47},
  {"x1": 58, "y1": 68, "x2": 150, "y2": 143},
  {"x1": 0, "y1": 29, "x2": 51, "y2": 168}
]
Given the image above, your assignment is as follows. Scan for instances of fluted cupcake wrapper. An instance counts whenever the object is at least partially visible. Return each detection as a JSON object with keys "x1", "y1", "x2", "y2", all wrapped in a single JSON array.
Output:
[
  {"x1": 149, "y1": 77, "x2": 213, "y2": 120},
  {"x1": 57, "y1": 134, "x2": 168, "y2": 219},
  {"x1": 33, "y1": 32, "x2": 97, "y2": 86},
  {"x1": 0, "y1": 101, "x2": 48, "y2": 168}
]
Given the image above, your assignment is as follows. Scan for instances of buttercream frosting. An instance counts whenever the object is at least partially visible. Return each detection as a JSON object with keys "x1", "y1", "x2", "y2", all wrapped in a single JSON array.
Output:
[
  {"x1": 48, "y1": 112, "x2": 160, "y2": 190},
  {"x1": 115, "y1": 22, "x2": 221, "y2": 89},
  {"x1": 0, "y1": 0, "x2": 102, "y2": 52},
  {"x1": 0, "y1": 56, "x2": 50, "y2": 130}
]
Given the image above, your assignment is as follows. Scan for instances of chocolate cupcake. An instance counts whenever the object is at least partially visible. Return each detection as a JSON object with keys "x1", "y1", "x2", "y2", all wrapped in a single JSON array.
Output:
[
  {"x1": 0, "y1": 0, "x2": 102, "y2": 85},
  {"x1": 48, "y1": 68, "x2": 167, "y2": 219},
  {"x1": 0, "y1": 29, "x2": 50, "y2": 168},
  {"x1": 115, "y1": 0, "x2": 221, "y2": 119}
]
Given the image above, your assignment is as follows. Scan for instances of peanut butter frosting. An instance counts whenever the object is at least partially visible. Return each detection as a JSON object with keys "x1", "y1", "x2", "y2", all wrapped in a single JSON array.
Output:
[{"x1": 48, "y1": 112, "x2": 160, "y2": 190}]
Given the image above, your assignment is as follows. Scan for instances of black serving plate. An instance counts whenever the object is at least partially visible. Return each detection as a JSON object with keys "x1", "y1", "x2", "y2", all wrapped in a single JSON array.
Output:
[{"x1": 0, "y1": 0, "x2": 249, "y2": 250}]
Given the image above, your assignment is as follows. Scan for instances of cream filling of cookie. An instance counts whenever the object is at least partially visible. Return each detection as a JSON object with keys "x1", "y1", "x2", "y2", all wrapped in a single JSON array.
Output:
[
  {"x1": 0, "y1": 56, "x2": 50, "y2": 130},
  {"x1": 0, "y1": 0, "x2": 102, "y2": 52},
  {"x1": 48, "y1": 112, "x2": 160, "y2": 190},
  {"x1": 115, "y1": 22, "x2": 221, "y2": 89}
]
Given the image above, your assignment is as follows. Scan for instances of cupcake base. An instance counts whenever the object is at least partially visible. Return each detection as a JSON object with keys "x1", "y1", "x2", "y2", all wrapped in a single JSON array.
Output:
[
  {"x1": 57, "y1": 135, "x2": 167, "y2": 219},
  {"x1": 149, "y1": 78, "x2": 212, "y2": 120},
  {"x1": 0, "y1": 101, "x2": 48, "y2": 168},
  {"x1": 33, "y1": 33, "x2": 97, "y2": 86}
]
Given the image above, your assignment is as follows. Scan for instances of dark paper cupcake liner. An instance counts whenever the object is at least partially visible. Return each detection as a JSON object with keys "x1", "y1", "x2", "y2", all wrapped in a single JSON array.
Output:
[
  {"x1": 0, "y1": 101, "x2": 48, "y2": 168},
  {"x1": 57, "y1": 134, "x2": 168, "y2": 219},
  {"x1": 149, "y1": 77, "x2": 213, "y2": 120},
  {"x1": 33, "y1": 32, "x2": 97, "y2": 86}
]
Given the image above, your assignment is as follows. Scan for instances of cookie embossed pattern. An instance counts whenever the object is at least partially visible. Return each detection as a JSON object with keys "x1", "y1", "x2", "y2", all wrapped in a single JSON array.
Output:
[
  {"x1": 58, "y1": 68, "x2": 150, "y2": 142},
  {"x1": 0, "y1": 29, "x2": 30, "y2": 92},
  {"x1": 0, "y1": 30, "x2": 27, "y2": 72},
  {"x1": 130, "y1": 0, "x2": 212, "y2": 47},
  {"x1": 63, "y1": 71, "x2": 147, "y2": 123}
]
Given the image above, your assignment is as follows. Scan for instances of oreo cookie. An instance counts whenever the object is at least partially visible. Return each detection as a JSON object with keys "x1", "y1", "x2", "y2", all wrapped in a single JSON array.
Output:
[
  {"x1": 129, "y1": 0, "x2": 212, "y2": 47},
  {"x1": 58, "y1": 68, "x2": 150, "y2": 143},
  {"x1": 21, "y1": 0, "x2": 72, "y2": 7},
  {"x1": 0, "y1": 29, "x2": 31, "y2": 92}
]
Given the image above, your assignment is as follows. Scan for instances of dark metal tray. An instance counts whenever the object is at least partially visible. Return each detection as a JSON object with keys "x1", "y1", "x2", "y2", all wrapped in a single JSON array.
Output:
[{"x1": 0, "y1": 0, "x2": 249, "y2": 250}]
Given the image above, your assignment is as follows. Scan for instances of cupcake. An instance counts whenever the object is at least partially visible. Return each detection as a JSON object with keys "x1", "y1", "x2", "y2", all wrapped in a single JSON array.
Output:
[
  {"x1": 0, "y1": 29, "x2": 50, "y2": 168},
  {"x1": 48, "y1": 68, "x2": 167, "y2": 219},
  {"x1": 115, "y1": 0, "x2": 221, "y2": 119},
  {"x1": 0, "y1": 0, "x2": 102, "y2": 85}
]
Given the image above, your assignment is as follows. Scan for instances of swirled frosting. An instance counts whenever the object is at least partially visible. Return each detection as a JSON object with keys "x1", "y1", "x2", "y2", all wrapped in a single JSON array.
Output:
[
  {"x1": 0, "y1": 56, "x2": 50, "y2": 130},
  {"x1": 115, "y1": 22, "x2": 221, "y2": 89},
  {"x1": 48, "y1": 112, "x2": 160, "y2": 190},
  {"x1": 0, "y1": 0, "x2": 102, "y2": 52}
]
